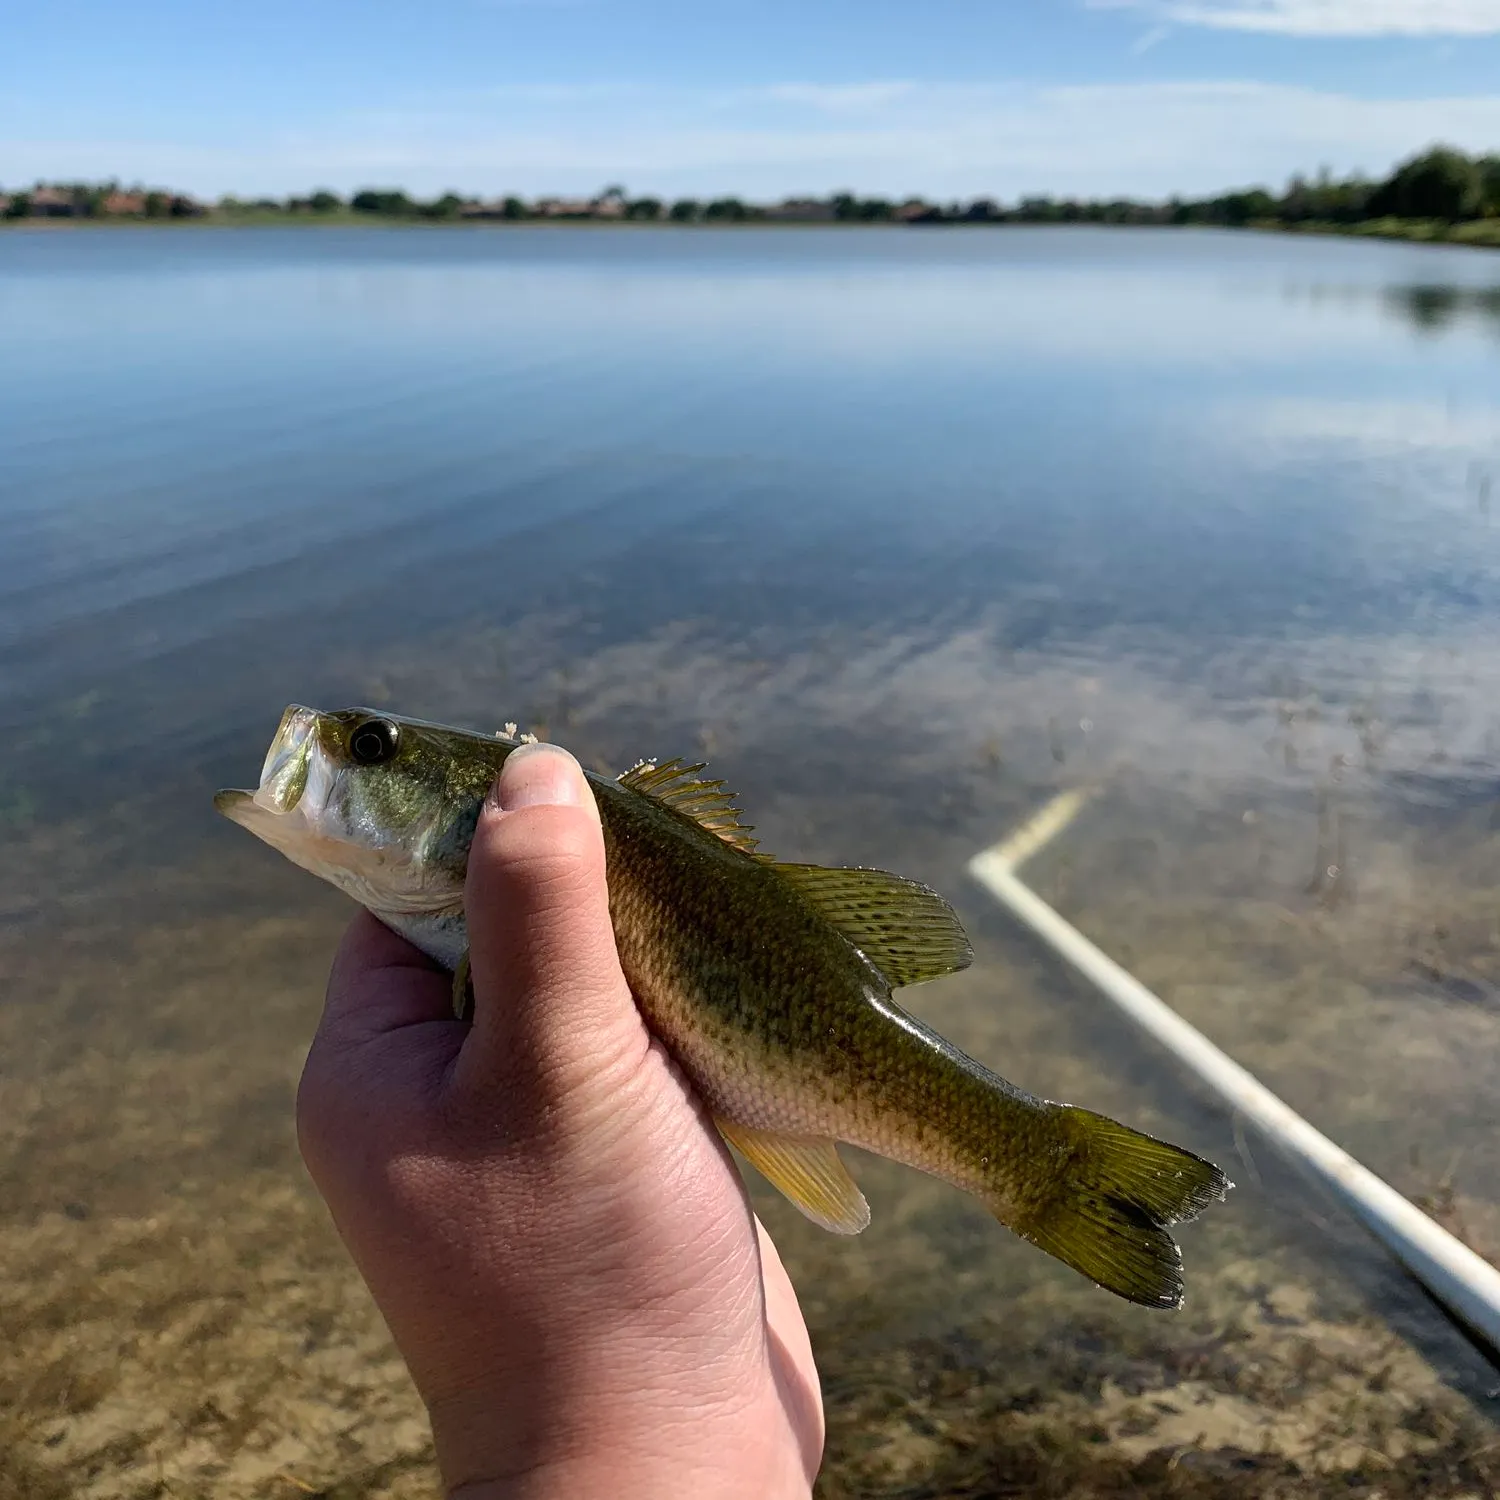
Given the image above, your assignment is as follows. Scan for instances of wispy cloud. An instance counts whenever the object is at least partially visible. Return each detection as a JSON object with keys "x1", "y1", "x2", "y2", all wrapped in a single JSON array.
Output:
[
  {"x1": 1130, "y1": 24, "x2": 1173, "y2": 52},
  {"x1": 7, "y1": 79, "x2": 1500, "y2": 198},
  {"x1": 760, "y1": 82, "x2": 917, "y2": 113},
  {"x1": 1092, "y1": 0, "x2": 1500, "y2": 36}
]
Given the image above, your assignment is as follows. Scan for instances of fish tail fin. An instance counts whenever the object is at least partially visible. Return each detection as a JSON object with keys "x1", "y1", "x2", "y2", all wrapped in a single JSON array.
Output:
[{"x1": 998, "y1": 1105, "x2": 1230, "y2": 1309}]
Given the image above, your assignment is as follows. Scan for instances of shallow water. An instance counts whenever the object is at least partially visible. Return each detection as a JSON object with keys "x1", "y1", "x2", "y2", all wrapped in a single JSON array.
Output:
[{"x1": 2, "y1": 224, "x2": 1499, "y2": 1497}]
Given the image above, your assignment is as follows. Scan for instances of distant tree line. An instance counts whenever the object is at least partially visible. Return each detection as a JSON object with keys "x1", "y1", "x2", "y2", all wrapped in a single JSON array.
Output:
[{"x1": 5, "y1": 146, "x2": 1499, "y2": 230}]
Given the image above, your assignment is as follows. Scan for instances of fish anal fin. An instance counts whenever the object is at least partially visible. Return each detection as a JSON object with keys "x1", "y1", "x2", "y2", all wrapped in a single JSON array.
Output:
[
  {"x1": 617, "y1": 757, "x2": 760, "y2": 854},
  {"x1": 717, "y1": 1120, "x2": 870, "y2": 1235},
  {"x1": 774, "y1": 864, "x2": 973, "y2": 988}
]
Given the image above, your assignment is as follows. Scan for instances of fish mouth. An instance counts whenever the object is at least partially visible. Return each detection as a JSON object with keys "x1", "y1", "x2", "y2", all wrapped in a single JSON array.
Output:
[
  {"x1": 214, "y1": 704, "x2": 334, "y2": 834},
  {"x1": 213, "y1": 707, "x2": 349, "y2": 872},
  {"x1": 254, "y1": 704, "x2": 320, "y2": 814}
]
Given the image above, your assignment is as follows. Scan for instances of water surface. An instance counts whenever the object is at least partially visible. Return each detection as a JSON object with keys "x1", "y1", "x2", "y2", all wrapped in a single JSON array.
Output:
[{"x1": 2, "y1": 225, "x2": 1499, "y2": 1497}]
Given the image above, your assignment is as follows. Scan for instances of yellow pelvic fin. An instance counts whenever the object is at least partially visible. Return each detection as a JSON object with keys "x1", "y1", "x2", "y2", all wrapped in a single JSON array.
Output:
[
  {"x1": 773, "y1": 863, "x2": 973, "y2": 988},
  {"x1": 617, "y1": 757, "x2": 761, "y2": 854},
  {"x1": 717, "y1": 1120, "x2": 870, "y2": 1235},
  {"x1": 451, "y1": 949, "x2": 472, "y2": 1021}
]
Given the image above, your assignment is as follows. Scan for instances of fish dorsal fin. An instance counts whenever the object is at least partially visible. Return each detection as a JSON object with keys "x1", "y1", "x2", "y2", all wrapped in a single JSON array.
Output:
[
  {"x1": 716, "y1": 1120, "x2": 870, "y2": 1235},
  {"x1": 774, "y1": 863, "x2": 973, "y2": 988},
  {"x1": 617, "y1": 757, "x2": 760, "y2": 854}
]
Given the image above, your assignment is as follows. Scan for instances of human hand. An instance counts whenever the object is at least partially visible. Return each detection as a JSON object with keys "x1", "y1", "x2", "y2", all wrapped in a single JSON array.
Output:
[{"x1": 296, "y1": 743, "x2": 823, "y2": 1499}]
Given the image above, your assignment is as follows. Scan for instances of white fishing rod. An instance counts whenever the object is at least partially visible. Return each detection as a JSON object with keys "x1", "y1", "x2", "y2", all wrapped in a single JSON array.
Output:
[{"x1": 968, "y1": 790, "x2": 1500, "y2": 1352}]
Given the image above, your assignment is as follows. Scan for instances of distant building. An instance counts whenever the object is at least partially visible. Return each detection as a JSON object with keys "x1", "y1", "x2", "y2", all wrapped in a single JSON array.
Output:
[
  {"x1": 893, "y1": 199, "x2": 941, "y2": 223},
  {"x1": 535, "y1": 197, "x2": 596, "y2": 218},
  {"x1": 764, "y1": 198, "x2": 836, "y2": 222},
  {"x1": 103, "y1": 190, "x2": 147, "y2": 215},
  {"x1": 28, "y1": 185, "x2": 76, "y2": 217}
]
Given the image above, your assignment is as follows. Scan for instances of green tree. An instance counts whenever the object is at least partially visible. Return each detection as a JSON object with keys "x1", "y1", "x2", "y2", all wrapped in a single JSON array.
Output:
[
  {"x1": 144, "y1": 190, "x2": 169, "y2": 218},
  {"x1": 309, "y1": 189, "x2": 343, "y2": 212},
  {"x1": 1217, "y1": 188, "x2": 1275, "y2": 226},
  {"x1": 626, "y1": 197, "x2": 662, "y2": 220},
  {"x1": 1368, "y1": 146, "x2": 1483, "y2": 221},
  {"x1": 703, "y1": 197, "x2": 747, "y2": 221},
  {"x1": 668, "y1": 198, "x2": 699, "y2": 222},
  {"x1": 4, "y1": 192, "x2": 30, "y2": 219},
  {"x1": 352, "y1": 188, "x2": 415, "y2": 215},
  {"x1": 501, "y1": 196, "x2": 527, "y2": 219},
  {"x1": 1477, "y1": 155, "x2": 1500, "y2": 216}
]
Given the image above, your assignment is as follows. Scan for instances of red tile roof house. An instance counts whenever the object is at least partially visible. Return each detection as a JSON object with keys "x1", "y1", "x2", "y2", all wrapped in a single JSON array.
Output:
[
  {"x1": 535, "y1": 197, "x2": 598, "y2": 217},
  {"x1": 28, "y1": 185, "x2": 78, "y2": 216},
  {"x1": 102, "y1": 190, "x2": 147, "y2": 215}
]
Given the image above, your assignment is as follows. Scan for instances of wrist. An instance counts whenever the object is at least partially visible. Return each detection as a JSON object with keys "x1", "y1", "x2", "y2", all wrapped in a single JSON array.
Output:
[
  {"x1": 448, "y1": 1448, "x2": 814, "y2": 1500},
  {"x1": 433, "y1": 1380, "x2": 816, "y2": 1500}
]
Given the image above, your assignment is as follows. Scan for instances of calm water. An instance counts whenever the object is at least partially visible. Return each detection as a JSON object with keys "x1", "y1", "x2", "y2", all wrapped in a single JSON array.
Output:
[{"x1": 3, "y1": 225, "x2": 1499, "y2": 1497}]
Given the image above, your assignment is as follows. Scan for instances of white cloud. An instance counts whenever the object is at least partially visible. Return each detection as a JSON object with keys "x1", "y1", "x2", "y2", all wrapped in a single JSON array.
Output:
[
  {"x1": 6, "y1": 79, "x2": 1500, "y2": 199},
  {"x1": 760, "y1": 82, "x2": 917, "y2": 113},
  {"x1": 1093, "y1": 0, "x2": 1500, "y2": 36},
  {"x1": 1130, "y1": 24, "x2": 1174, "y2": 51}
]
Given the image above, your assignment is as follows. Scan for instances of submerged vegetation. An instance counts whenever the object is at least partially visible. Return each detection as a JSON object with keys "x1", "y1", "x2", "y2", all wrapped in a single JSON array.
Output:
[{"x1": 4, "y1": 146, "x2": 1500, "y2": 246}]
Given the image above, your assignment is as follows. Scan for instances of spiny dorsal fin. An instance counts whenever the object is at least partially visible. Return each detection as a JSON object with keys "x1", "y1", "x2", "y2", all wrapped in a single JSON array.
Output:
[
  {"x1": 774, "y1": 863, "x2": 973, "y2": 988},
  {"x1": 716, "y1": 1119, "x2": 870, "y2": 1235},
  {"x1": 617, "y1": 757, "x2": 760, "y2": 854}
]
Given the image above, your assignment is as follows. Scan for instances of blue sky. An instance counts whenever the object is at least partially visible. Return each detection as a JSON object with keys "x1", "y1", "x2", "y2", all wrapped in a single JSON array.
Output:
[{"x1": 4, "y1": 0, "x2": 1500, "y2": 200}]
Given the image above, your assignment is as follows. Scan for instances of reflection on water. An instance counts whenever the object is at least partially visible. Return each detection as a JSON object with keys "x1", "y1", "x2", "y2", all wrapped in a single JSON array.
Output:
[
  {"x1": 1, "y1": 226, "x2": 1498, "y2": 1496},
  {"x1": 1389, "y1": 283, "x2": 1500, "y2": 337}
]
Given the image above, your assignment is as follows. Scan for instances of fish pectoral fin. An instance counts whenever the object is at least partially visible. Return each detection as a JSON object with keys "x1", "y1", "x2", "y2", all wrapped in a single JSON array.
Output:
[
  {"x1": 451, "y1": 948, "x2": 472, "y2": 1021},
  {"x1": 773, "y1": 864, "x2": 973, "y2": 988},
  {"x1": 716, "y1": 1120, "x2": 871, "y2": 1235}
]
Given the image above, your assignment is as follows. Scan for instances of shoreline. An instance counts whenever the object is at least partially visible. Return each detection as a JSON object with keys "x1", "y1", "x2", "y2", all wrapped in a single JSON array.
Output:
[{"x1": 4, "y1": 215, "x2": 1498, "y2": 250}]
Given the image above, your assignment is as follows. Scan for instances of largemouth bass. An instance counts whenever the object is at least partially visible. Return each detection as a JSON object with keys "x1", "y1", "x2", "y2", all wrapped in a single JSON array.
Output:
[{"x1": 217, "y1": 705, "x2": 1228, "y2": 1307}]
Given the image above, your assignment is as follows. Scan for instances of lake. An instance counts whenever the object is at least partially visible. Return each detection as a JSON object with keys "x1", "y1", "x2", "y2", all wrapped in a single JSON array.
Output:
[{"x1": 2, "y1": 224, "x2": 1498, "y2": 1498}]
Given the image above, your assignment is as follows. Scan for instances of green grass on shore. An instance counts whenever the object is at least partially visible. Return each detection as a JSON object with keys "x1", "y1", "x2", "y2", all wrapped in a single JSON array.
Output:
[{"x1": 1266, "y1": 215, "x2": 1500, "y2": 248}]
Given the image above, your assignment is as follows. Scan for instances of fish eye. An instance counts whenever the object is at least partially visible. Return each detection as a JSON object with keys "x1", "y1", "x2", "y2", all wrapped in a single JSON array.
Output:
[{"x1": 349, "y1": 717, "x2": 400, "y2": 766}]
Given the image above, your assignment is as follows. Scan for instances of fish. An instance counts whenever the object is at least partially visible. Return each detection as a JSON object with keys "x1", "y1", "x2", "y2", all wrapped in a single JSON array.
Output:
[{"x1": 216, "y1": 704, "x2": 1229, "y2": 1308}]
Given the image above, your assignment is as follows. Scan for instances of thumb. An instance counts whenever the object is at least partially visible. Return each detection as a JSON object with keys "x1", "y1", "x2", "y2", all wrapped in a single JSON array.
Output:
[{"x1": 451, "y1": 742, "x2": 647, "y2": 1108}]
